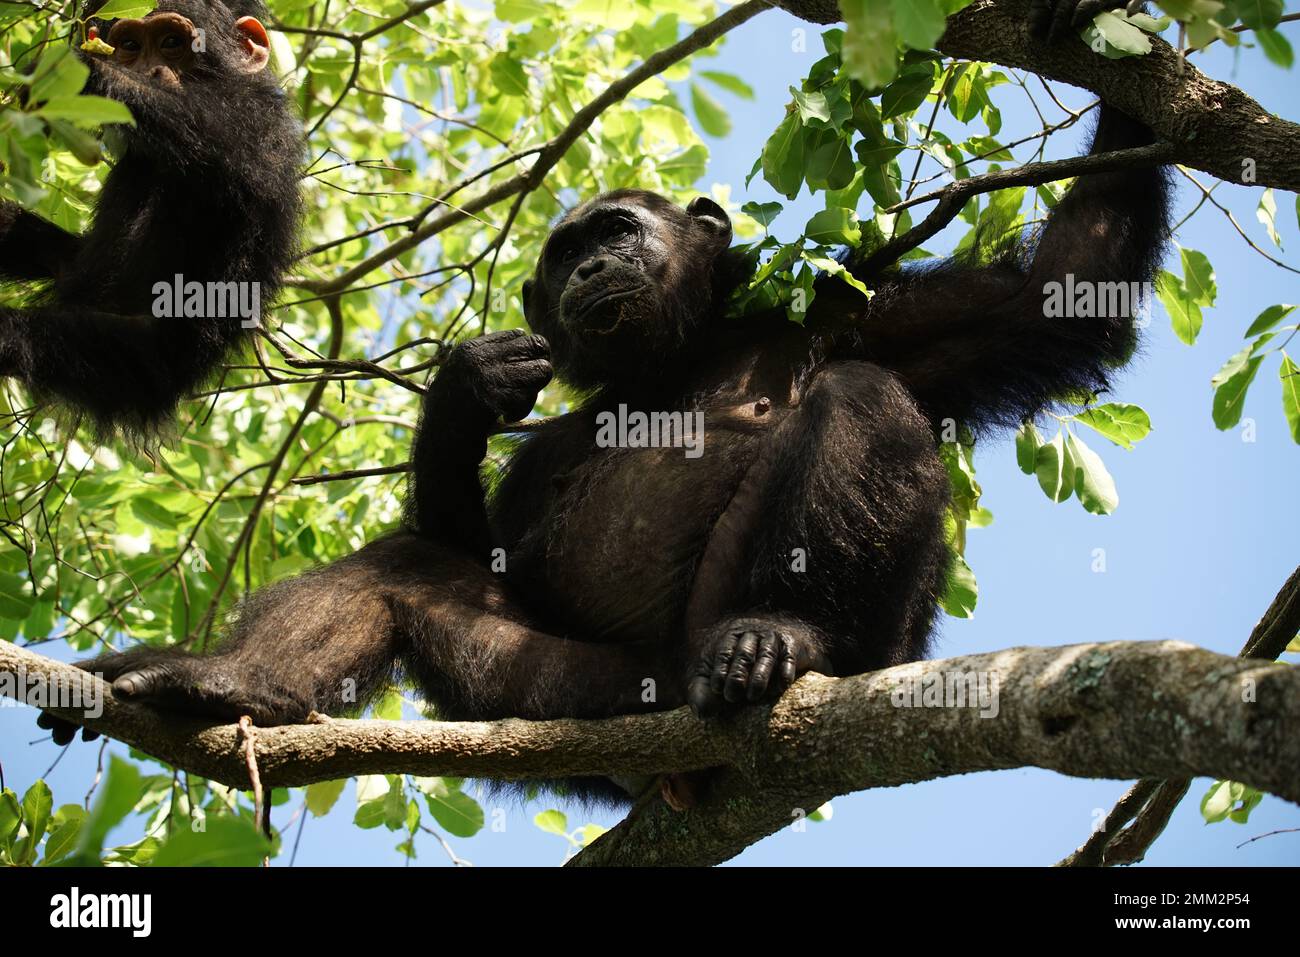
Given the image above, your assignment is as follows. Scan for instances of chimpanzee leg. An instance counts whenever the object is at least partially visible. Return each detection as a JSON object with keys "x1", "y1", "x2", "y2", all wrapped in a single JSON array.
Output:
[
  {"x1": 684, "y1": 360, "x2": 950, "y2": 714},
  {"x1": 40, "y1": 533, "x2": 677, "y2": 743}
]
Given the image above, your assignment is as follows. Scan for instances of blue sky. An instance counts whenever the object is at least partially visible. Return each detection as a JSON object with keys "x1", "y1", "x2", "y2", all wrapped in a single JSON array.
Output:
[{"x1": 3, "y1": 8, "x2": 1297, "y2": 867}]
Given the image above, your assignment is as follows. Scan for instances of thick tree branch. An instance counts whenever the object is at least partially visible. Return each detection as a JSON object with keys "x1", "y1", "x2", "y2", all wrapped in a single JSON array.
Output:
[
  {"x1": 1059, "y1": 564, "x2": 1300, "y2": 867},
  {"x1": 778, "y1": 0, "x2": 1300, "y2": 192},
  {"x1": 4, "y1": 639, "x2": 1297, "y2": 866}
]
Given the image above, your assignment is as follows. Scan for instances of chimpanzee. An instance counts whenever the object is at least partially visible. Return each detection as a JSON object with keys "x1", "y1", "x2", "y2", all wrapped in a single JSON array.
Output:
[
  {"x1": 40, "y1": 3, "x2": 1170, "y2": 802},
  {"x1": 0, "y1": 0, "x2": 300, "y2": 438}
]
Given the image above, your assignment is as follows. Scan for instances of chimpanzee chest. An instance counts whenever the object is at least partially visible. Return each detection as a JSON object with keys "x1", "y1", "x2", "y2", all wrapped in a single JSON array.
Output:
[{"x1": 520, "y1": 400, "x2": 791, "y2": 643}]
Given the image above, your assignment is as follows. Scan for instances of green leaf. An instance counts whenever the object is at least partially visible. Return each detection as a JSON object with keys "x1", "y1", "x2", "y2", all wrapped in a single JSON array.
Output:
[
  {"x1": 761, "y1": 112, "x2": 806, "y2": 200},
  {"x1": 1015, "y1": 421, "x2": 1041, "y2": 474},
  {"x1": 1034, "y1": 432, "x2": 1075, "y2": 503},
  {"x1": 1074, "y1": 403, "x2": 1152, "y2": 449},
  {"x1": 1067, "y1": 433, "x2": 1119, "y2": 514},
  {"x1": 690, "y1": 83, "x2": 731, "y2": 137},
  {"x1": 890, "y1": 0, "x2": 947, "y2": 50},
  {"x1": 373, "y1": 689, "x2": 403, "y2": 720},
  {"x1": 1088, "y1": 11, "x2": 1154, "y2": 56},
  {"x1": 1257, "y1": 188, "x2": 1282, "y2": 248},
  {"x1": 0, "y1": 790, "x2": 21, "y2": 848},
  {"x1": 938, "y1": 553, "x2": 978, "y2": 619},
  {"x1": 804, "y1": 207, "x2": 860, "y2": 246},
  {"x1": 92, "y1": 0, "x2": 156, "y2": 18},
  {"x1": 0, "y1": 571, "x2": 35, "y2": 621},
  {"x1": 12, "y1": 780, "x2": 53, "y2": 864},
  {"x1": 842, "y1": 0, "x2": 900, "y2": 89},
  {"x1": 803, "y1": 254, "x2": 872, "y2": 298},
  {"x1": 488, "y1": 54, "x2": 528, "y2": 98},
  {"x1": 1180, "y1": 247, "x2": 1217, "y2": 307},
  {"x1": 354, "y1": 797, "x2": 388, "y2": 829},
  {"x1": 131, "y1": 497, "x2": 180, "y2": 530},
  {"x1": 1200, "y1": 780, "x2": 1234, "y2": 824},
  {"x1": 790, "y1": 87, "x2": 831, "y2": 126},
  {"x1": 424, "y1": 789, "x2": 485, "y2": 838},
  {"x1": 1280, "y1": 353, "x2": 1300, "y2": 443},
  {"x1": 1211, "y1": 336, "x2": 1271, "y2": 429},
  {"x1": 1243, "y1": 303, "x2": 1296, "y2": 337},
  {"x1": 880, "y1": 70, "x2": 932, "y2": 120},
  {"x1": 304, "y1": 779, "x2": 347, "y2": 817},
  {"x1": 37, "y1": 95, "x2": 135, "y2": 128},
  {"x1": 1155, "y1": 269, "x2": 1202, "y2": 345},
  {"x1": 30, "y1": 49, "x2": 90, "y2": 104},
  {"x1": 534, "y1": 809, "x2": 568, "y2": 836},
  {"x1": 1255, "y1": 27, "x2": 1294, "y2": 67},
  {"x1": 41, "y1": 817, "x2": 84, "y2": 866},
  {"x1": 151, "y1": 815, "x2": 270, "y2": 866},
  {"x1": 75, "y1": 757, "x2": 142, "y2": 862},
  {"x1": 1236, "y1": 0, "x2": 1283, "y2": 29},
  {"x1": 805, "y1": 134, "x2": 856, "y2": 191},
  {"x1": 700, "y1": 70, "x2": 754, "y2": 99},
  {"x1": 741, "y1": 201, "x2": 782, "y2": 229}
]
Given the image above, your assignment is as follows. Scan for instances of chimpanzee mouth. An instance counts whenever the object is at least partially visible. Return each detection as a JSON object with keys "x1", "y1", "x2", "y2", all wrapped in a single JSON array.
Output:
[{"x1": 570, "y1": 284, "x2": 646, "y2": 333}]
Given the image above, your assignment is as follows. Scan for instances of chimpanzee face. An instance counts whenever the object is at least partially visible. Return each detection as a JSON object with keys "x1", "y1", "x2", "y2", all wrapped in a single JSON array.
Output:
[
  {"x1": 86, "y1": 1, "x2": 270, "y2": 91},
  {"x1": 523, "y1": 190, "x2": 733, "y2": 387}
]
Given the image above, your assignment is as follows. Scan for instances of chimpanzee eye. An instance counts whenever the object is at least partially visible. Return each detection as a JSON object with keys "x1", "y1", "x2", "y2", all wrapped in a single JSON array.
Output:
[
  {"x1": 603, "y1": 218, "x2": 635, "y2": 242},
  {"x1": 120, "y1": 38, "x2": 142, "y2": 53},
  {"x1": 161, "y1": 34, "x2": 183, "y2": 50}
]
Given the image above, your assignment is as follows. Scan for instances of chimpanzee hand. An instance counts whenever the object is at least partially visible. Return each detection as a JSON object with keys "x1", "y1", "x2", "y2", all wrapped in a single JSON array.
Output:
[
  {"x1": 36, "y1": 646, "x2": 312, "y2": 745},
  {"x1": 686, "y1": 616, "x2": 832, "y2": 717},
  {"x1": 428, "y1": 330, "x2": 553, "y2": 434},
  {"x1": 1028, "y1": 0, "x2": 1140, "y2": 41}
]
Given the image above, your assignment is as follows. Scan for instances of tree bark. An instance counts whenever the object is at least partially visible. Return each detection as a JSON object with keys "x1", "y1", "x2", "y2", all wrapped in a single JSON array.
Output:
[{"x1": 5, "y1": 638, "x2": 1297, "y2": 864}]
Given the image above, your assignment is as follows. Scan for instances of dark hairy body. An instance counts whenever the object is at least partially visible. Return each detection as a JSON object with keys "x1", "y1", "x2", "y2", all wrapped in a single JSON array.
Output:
[
  {"x1": 41, "y1": 2, "x2": 1170, "y2": 805},
  {"x1": 0, "y1": 0, "x2": 300, "y2": 437}
]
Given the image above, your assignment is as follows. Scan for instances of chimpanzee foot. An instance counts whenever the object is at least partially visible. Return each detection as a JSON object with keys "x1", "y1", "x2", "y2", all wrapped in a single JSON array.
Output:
[
  {"x1": 686, "y1": 616, "x2": 831, "y2": 717},
  {"x1": 36, "y1": 647, "x2": 313, "y2": 744}
]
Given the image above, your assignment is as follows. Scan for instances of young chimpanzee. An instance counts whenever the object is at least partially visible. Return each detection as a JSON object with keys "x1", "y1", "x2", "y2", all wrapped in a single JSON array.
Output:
[
  {"x1": 40, "y1": 4, "x2": 1170, "y2": 802},
  {"x1": 0, "y1": 0, "x2": 300, "y2": 438}
]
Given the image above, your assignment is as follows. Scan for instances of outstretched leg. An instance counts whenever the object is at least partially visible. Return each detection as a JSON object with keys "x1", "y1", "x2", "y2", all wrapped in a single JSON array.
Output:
[{"x1": 40, "y1": 533, "x2": 679, "y2": 743}]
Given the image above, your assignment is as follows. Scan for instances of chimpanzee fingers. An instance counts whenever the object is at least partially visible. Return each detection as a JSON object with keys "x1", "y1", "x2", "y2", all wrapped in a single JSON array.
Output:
[
  {"x1": 687, "y1": 668, "x2": 720, "y2": 717},
  {"x1": 744, "y1": 632, "x2": 783, "y2": 702},
  {"x1": 498, "y1": 359, "x2": 553, "y2": 421},
  {"x1": 706, "y1": 632, "x2": 738, "y2": 699},
  {"x1": 723, "y1": 631, "x2": 760, "y2": 704}
]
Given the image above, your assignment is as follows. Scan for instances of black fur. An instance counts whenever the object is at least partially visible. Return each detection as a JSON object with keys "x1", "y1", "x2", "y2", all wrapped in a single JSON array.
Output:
[
  {"x1": 40, "y1": 14, "x2": 1171, "y2": 809},
  {"x1": 0, "y1": 0, "x2": 300, "y2": 439}
]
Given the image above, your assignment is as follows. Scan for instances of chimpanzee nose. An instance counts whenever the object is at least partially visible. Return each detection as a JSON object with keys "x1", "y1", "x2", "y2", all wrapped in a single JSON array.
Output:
[{"x1": 576, "y1": 255, "x2": 610, "y2": 280}]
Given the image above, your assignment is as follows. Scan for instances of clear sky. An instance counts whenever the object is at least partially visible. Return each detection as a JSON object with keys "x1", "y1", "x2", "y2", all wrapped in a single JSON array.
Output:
[{"x1": 2, "y1": 8, "x2": 1296, "y2": 868}]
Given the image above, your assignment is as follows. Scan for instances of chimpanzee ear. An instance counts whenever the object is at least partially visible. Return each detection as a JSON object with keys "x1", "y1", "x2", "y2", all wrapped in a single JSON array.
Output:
[
  {"x1": 234, "y1": 16, "x2": 271, "y2": 73},
  {"x1": 521, "y1": 278, "x2": 534, "y2": 314},
  {"x1": 685, "y1": 196, "x2": 732, "y2": 245}
]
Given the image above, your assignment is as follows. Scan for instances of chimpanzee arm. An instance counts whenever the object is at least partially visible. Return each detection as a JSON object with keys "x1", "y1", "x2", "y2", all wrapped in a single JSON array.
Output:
[
  {"x1": 407, "y1": 330, "x2": 552, "y2": 556},
  {"x1": 0, "y1": 202, "x2": 82, "y2": 282},
  {"x1": 0, "y1": 302, "x2": 252, "y2": 435},
  {"x1": 839, "y1": 102, "x2": 1169, "y2": 431}
]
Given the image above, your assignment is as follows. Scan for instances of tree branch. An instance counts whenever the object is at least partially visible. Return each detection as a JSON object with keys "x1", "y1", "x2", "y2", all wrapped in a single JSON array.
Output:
[
  {"x1": 5, "y1": 638, "x2": 1297, "y2": 865},
  {"x1": 777, "y1": 0, "x2": 1300, "y2": 192},
  {"x1": 1058, "y1": 564, "x2": 1300, "y2": 866}
]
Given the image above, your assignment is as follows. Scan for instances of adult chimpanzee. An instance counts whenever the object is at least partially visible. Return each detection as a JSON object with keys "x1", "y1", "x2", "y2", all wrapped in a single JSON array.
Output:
[
  {"x1": 0, "y1": 0, "x2": 300, "y2": 438},
  {"x1": 40, "y1": 4, "x2": 1169, "y2": 802}
]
